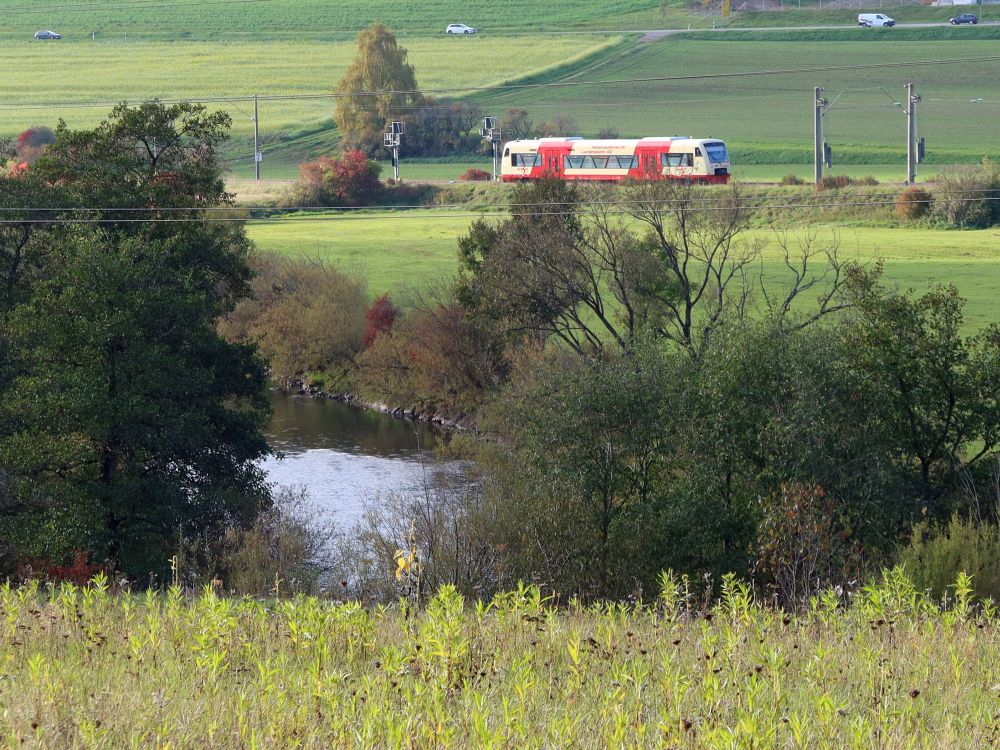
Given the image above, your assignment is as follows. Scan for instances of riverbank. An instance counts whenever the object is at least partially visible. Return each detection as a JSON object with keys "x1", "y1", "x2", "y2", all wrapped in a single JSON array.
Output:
[{"x1": 283, "y1": 380, "x2": 475, "y2": 431}]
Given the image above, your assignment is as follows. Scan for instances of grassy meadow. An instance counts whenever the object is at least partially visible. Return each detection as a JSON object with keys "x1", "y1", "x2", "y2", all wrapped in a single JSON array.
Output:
[
  {"x1": 1, "y1": 574, "x2": 998, "y2": 748},
  {"x1": 472, "y1": 37, "x2": 1000, "y2": 165},
  {"x1": 245, "y1": 202, "x2": 1000, "y2": 329},
  {"x1": 0, "y1": 35, "x2": 622, "y2": 140},
  {"x1": 0, "y1": 0, "x2": 657, "y2": 40}
]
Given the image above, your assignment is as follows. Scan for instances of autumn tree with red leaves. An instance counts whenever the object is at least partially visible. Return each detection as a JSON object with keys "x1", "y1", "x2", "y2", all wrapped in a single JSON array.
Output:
[
  {"x1": 284, "y1": 149, "x2": 386, "y2": 208},
  {"x1": 15, "y1": 126, "x2": 56, "y2": 165},
  {"x1": 363, "y1": 294, "x2": 400, "y2": 349}
]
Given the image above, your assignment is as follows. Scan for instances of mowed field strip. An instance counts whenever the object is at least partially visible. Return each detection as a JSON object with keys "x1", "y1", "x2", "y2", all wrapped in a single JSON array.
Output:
[{"x1": 246, "y1": 211, "x2": 1000, "y2": 329}]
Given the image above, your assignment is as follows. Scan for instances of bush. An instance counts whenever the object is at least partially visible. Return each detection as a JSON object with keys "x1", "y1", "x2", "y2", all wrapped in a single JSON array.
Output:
[
  {"x1": 898, "y1": 514, "x2": 1000, "y2": 601},
  {"x1": 780, "y1": 174, "x2": 805, "y2": 186},
  {"x1": 176, "y1": 487, "x2": 339, "y2": 596},
  {"x1": 755, "y1": 483, "x2": 862, "y2": 605},
  {"x1": 220, "y1": 254, "x2": 368, "y2": 385},
  {"x1": 458, "y1": 168, "x2": 492, "y2": 182},
  {"x1": 356, "y1": 301, "x2": 508, "y2": 416},
  {"x1": 283, "y1": 149, "x2": 386, "y2": 208},
  {"x1": 816, "y1": 174, "x2": 853, "y2": 191},
  {"x1": 931, "y1": 158, "x2": 1000, "y2": 228},
  {"x1": 895, "y1": 186, "x2": 932, "y2": 220},
  {"x1": 363, "y1": 294, "x2": 400, "y2": 349}
]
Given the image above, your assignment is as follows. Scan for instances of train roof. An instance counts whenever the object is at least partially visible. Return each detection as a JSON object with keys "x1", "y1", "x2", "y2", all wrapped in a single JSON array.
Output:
[{"x1": 507, "y1": 136, "x2": 714, "y2": 150}]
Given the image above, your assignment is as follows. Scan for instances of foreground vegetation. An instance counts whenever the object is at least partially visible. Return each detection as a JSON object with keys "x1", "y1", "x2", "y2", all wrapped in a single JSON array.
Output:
[{"x1": 1, "y1": 572, "x2": 998, "y2": 748}]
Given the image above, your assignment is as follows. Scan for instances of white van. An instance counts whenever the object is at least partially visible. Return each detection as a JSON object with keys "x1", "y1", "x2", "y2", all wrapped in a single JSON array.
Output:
[{"x1": 858, "y1": 13, "x2": 895, "y2": 26}]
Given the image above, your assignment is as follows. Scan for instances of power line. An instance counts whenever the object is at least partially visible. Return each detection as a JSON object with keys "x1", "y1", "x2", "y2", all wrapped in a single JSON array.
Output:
[
  {"x1": 7, "y1": 185, "x2": 1000, "y2": 214},
  {"x1": 1, "y1": 194, "x2": 995, "y2": 225}
]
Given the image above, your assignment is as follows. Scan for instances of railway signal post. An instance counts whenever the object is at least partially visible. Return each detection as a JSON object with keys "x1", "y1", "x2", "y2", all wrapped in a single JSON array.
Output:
[
  {"x1": 253, "y1": 94, "x2": 261, "y2": 181},
  {"x1": 814, "y1": 87, "x2": 828, "y2": 186},
  {"x1": 480, "y1": 117, "x2": 503, "y2": 181},
  {"x1": 906, "y1": 84, "x2": 921, "y2": 185},
  {"x1": 384, "y1": 121, "x2": 404, "y2": 181}
]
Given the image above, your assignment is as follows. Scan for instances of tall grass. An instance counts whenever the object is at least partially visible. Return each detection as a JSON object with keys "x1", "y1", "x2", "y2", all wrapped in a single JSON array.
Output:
[{"x1": 0, "y1": 570, "x2": 996, "y2": 747}]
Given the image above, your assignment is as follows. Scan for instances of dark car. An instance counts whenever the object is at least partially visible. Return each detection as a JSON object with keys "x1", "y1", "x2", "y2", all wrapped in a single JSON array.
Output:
[
  {"x1": 949, "y1": 13, "x2": 978, "y2": 24},
  {"x1": 34, "y1": 30, "x2": 62, "y2": 39}
]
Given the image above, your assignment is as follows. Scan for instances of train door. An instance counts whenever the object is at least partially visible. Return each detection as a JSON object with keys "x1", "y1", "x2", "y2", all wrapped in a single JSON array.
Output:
[
  {"x1": 640, "y1": 151, "x2": 659, "y2": 178},
  {"x1": 546, "y1": 154, "x2": 561, "y2": 176}
]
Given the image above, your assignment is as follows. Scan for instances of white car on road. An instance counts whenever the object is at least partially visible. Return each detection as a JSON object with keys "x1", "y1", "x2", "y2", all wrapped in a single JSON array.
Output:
[
  {"x1": 446, "y1": 23, "x2": 476, "y2": 34},
  {"x1": 857, "y1": 13, "x2": 895, "y2": 27}
]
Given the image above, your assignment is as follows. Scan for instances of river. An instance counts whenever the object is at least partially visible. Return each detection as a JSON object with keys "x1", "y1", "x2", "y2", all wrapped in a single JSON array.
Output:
[{"x1": 261, "y1": 391, "x2": 447, "y2": 525}]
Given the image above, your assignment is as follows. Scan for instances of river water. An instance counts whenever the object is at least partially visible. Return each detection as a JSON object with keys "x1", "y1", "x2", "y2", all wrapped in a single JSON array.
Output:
[{"x1": 261, "y1": 391, "x2": 446, "y2": 525}]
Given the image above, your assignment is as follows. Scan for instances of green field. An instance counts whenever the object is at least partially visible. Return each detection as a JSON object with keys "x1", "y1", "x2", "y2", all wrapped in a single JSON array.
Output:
[
  {"x1": 0, "y1": 0, "x2": 656, "y2": 40},
  {"x1": 1, "y1": 576, "x2": 997, "y2": 748},
  {"x1": 3, "y1": 0, "x2": 999, "y2": 177},
  {"x1": 473, "y1": 37, "x2": 1000, "y2": 165},
  {"x1": 0, "y1": 36, "x2": 621, "y2": 140},
  {"x1": 726, "y1": 7, "x2": 1000, "y2": 27},
  {"x1": 246, "y1": 208, "x2": 1000, "y2": 329}
]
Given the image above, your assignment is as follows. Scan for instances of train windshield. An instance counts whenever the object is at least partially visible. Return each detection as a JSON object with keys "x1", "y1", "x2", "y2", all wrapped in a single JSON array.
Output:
[{"x1": 704, "y1": 142, "x2": 729, "y2": 163}]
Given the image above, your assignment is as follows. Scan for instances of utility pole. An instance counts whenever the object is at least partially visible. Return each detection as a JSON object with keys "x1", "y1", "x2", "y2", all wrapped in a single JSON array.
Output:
[
  {"x1": 253, "y1": 94, "x2": 261, "y2": 181},
  {"x1": 814, "y1": 87, "x2": 828, "y2": 185},
  {"x1": 906, "y1": 83, "x2": 921, "y2": 185},
  {"x1": 480, "y1": 116, "x2": 503, "y2": 181},
  {"x1": 384, "y1": 121, "x2": 404, "y2": 181}
]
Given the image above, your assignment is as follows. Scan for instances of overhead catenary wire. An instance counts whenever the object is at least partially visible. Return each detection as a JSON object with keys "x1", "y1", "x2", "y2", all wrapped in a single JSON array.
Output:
[
  {"x1": 0, "y1": 193, "x2": 993, "y2": 225},
  {"x1": 5, "y1": 185, "x2": 1000, "y2": 214}
]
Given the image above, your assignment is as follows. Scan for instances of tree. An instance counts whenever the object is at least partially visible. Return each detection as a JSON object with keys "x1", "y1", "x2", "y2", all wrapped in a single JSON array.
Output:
[
  {"x1": 15, "y1": 126, "x2": 56, "y2": 164},
  {"x1": 457, "y1": 178, "x2": 860, "y2": 358},
  {"x1": 499, "y1": 108, "x2": 534, "y2": 140},
  {"x1": 334, "y1": 24, "x2": 426, "y2": 155},
  {"x1": 481, "y1": 344, "x2": 682, "y2": 597},
  {"x1": 0, "y1": 102, "x2": 271, "y2": 577},
  {"x1": 404, "y1": 101, "x2": 483, "y2": 156},
  {"x1": 842, "y1": 281, "x2": 1000, "y2": 515},
  {"x1": 220, "y1": 255, "x2": 369, "y2": 385},
  {"x1": 357, "y1": 293, "x2": 509, "y2": 416},
  {"x1": 538, "y1": 114, "x2": 579, "y2": 137}
]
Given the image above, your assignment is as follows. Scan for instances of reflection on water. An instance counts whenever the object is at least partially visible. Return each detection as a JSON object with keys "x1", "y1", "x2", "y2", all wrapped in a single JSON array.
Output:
[{"x1": 261, "y1": 392, "x2": 444, "y2": 524}]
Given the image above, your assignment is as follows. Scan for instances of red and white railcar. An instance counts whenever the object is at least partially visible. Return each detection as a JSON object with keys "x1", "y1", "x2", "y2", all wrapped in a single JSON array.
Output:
[{"x1": 500, "y1": 136, "x2": 731, "y2": 183}]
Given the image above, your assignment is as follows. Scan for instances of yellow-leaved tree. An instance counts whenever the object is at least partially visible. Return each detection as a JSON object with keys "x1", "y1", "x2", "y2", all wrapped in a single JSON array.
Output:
[{"x1": 334, "y1": 23, "x2": 426, "y2": 155}]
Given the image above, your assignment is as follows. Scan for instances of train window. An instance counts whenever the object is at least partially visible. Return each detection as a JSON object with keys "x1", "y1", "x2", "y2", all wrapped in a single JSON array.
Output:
[
  {"x1": 704, "y1": 142, "x2": 729, "y2": 163},
  {"x1": 614, "y1": 156, "x2": 637, "y2": 169},
  {"x1": 591, "y1": 156, "x2": 609, "y2": 169},
  {"x1": 695, "y1": 147, "x2": 703, "y2": 157},
  {"x1": 581, "y1": 156, "x2": 597, "y2": 168},
  {"x1": 564, "y1": 156, "x2": 585, "y2": 169},
  {"x1": 661, "y1": 153, "x2": 693, "y2": 168},
  {"x1": 514, "y1": 154, "x2": 541, "y2": 167}
]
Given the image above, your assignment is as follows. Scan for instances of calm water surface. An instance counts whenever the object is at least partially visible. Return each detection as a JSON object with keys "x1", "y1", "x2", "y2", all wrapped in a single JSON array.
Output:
[{"x1": 262, "y1": 391, "x2": 445, "y2": 524}]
